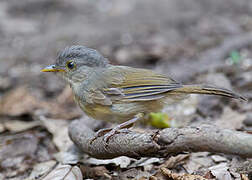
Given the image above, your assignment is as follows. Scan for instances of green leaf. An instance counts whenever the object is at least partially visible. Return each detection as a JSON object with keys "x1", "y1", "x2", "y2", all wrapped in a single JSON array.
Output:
[
  {"x1": 230, "y1": 51, "x2": 241, "y2": 64},
  {"x1": 149, "y1": 112, "x2": 171, "y2": 128}
]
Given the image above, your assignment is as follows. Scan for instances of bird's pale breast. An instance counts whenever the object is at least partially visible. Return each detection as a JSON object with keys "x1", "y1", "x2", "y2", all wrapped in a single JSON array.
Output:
[{"x1": 79, "y1": 101, "x2": 164, "y2": 123}]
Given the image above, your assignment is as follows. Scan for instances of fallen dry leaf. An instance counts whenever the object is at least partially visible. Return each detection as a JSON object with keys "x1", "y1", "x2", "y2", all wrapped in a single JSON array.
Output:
[
  {"x1": 0, "y1": 126, "x2": 58, "y2": 179},
  {"x1": 39, "y1": 117, "x2": 73, "y2": 152},
  {"x1": 0, "y1": 131, "x2": 40, "y2": 178},
  {"x1": 130, "y1": 157, "x2": 163, "y2": 168},
  {"x1": 41, "y1": 164, "x2": 82, "y2": 180},
  {"x1": 80, "y1": 165, "x2": 110, "y2": 179},
  {"x1": 0, "y1": 86, "x2": 81, "y2": 120},
  {"x1": 118, "y1": 168, "x2": 152, "y2": 180},
  {"x1": 160, "y1": 167, "x2": 209, "y2": 180},
  {"x1": 54, "y1": 145, "x2": 85, "y2": 164},
  {"x1": 160, "y1": 154, "x2": 189, "y2": 169},
  {"x1": 183, "y1": 152, "x2": 212, "y2": 174},
  {"x1": 232, "y1": 159, "x2": 252, "y2": 175},
  {"x1": 44, "y1": 102, "x2": 82, "y2": 120},
  {"x1": 0, "y1": 86, "x2": 40, "y2": 116},
  {"x1": 210, "y1": 155, "x2": 227, "y2": 163},
  {"x1": 3, "y1": 119, "x2": 40, "y2": 132},
  {"x1": 86, "y1": 156, "x2": 131, "y2": 168},
  {"x1": 203, "y1": 171, "x2": 215, "y2": 179},
  {"x1": 0, "y1": 131, "x2": 39, "y2": 161},
  {"x1": 1, "y1": 156, "x2": 31, "y2": 178},
  {"x1": 208, "y1": 163, "x2": 232, "y2": 180},
  {"x1": 27, "y1": 160, "x2": 57, "y2": 180}
]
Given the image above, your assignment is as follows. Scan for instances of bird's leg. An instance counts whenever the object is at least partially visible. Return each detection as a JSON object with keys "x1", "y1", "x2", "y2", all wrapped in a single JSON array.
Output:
[{"x1": 91, "y1": 113, "x2": 144, "y2": 144}]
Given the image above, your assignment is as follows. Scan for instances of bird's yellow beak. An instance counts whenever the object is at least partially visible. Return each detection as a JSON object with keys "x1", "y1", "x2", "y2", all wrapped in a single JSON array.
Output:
[{"x1": 41, "y1": 65, "x2": 65, "y2": 72}]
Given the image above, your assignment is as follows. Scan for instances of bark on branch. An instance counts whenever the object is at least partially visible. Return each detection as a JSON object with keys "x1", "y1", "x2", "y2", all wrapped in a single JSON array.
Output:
[{"x1": 68, "y1": 119, "x2": 252, "y2": 159}]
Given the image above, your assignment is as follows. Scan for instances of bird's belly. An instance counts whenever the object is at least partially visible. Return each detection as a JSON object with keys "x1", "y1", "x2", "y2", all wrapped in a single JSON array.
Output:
[{"x1": 81, "y1": 102, "x2": 163, "y2": 123}]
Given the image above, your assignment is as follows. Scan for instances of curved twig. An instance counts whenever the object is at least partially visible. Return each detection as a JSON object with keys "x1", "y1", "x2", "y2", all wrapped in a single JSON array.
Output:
[{"x1": 69, "y1": 119, "x2": 252, "y2": 159}]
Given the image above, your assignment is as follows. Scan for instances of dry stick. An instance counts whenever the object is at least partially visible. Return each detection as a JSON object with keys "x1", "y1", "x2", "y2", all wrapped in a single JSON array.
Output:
[{"x1": 69, "y1": 119, "x2": 252, "y2": 159}]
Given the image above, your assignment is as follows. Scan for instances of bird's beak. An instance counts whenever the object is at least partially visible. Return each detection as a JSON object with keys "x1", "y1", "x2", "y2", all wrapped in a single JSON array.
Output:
[{"x1": 41, "y1": 65, "x2": 65, "y2": 72}]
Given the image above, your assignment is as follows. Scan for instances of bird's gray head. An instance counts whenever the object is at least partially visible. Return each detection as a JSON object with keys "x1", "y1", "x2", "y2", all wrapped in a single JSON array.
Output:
[
  {"x1": 56, "y1": 46, "x2": 108, "y2": 69},
  {"x1": 41, "y1": 45, "x2": 109, "y2": 83}
]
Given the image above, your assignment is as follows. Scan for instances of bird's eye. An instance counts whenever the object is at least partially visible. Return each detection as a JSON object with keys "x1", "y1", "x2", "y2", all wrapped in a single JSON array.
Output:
[{"x1": 66, "y1": 60, "x2": 76, "y2": 70}]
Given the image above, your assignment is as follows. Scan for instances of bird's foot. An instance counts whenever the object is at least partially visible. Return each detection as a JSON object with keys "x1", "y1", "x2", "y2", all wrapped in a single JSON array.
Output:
[
  {"x1": 90, "y1": 113, "x2": 144, "y2": 144},
  {"x1": 90, "y1": 127, "x2": 112, "y2": 144},
  {"x1": 90, "y1": 126, "x2": 130, "y2": 144},
  {"x1": 95, "y1": 127, "x2": 113, "y2": 137},
  {"x1": 103, "y1": 128, "x2": 130, "y2": 143}
]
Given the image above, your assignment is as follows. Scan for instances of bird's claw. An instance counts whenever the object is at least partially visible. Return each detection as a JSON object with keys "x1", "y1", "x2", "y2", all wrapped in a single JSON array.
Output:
[
  {"x1": 90, "y1": 127, "x2": 130, "y2": 144},
  {"x1": 90, "y1": 113, "x2": 143, "y2": 144},
  {"x1": 103, "y1": 128, "x2": 130, "y2": 143},
  {"x1": 90, "y1": 127, "x2": 112, "y2": 144}
]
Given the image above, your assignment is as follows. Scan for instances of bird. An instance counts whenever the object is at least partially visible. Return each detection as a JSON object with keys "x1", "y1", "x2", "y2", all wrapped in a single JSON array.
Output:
[{"x1": 41, "y1": 45, "x2": 246, "y2": 142}]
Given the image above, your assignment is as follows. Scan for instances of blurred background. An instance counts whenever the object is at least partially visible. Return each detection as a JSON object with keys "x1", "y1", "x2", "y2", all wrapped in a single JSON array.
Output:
[
  {"x1": 0, "y1": 0, "x2": 251, "y2": 98},
  {"x1": 0, "y1": 0, "x2": 252, "y2": 179}
]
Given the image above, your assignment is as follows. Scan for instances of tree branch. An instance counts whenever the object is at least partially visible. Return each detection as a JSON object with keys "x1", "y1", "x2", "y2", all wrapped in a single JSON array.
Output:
[{"x1": 68, "y1": 119, "x2": 252, "y2": 159}]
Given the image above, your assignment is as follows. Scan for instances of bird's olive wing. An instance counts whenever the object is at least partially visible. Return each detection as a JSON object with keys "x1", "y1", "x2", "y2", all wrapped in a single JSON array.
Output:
[
  {"x1": 102, "y1": 66, "x2": 183, "y2": 102},
  {"x1": 88, "y1": 89, "x2": 113, "y2": 105}
]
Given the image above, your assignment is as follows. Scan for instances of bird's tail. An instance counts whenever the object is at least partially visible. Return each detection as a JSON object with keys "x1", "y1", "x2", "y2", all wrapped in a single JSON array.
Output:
[{"x1": 172, "y1": 84, "x2": 246, "y2": 101}]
